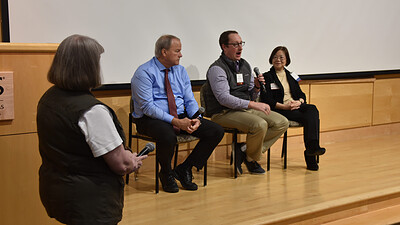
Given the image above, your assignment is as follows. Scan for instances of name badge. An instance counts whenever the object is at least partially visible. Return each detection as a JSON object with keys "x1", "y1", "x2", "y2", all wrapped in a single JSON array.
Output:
[
  {"x1": 236, "y1": 73, "x2": 244, "y2": 85},
  {"x1": 270, "y1": 83, "x2": 279, "y2": 90}
]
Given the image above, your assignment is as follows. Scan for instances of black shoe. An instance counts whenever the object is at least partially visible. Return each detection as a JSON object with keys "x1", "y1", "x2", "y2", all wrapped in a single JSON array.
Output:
[
  {"x1": 233, "y1": 143, "x2": 246, "y2": 174},
  {"x1": 304, "y1": 150, "x2": 319, "y2": 171},
  {"x1": 243, "y1": 159, "x2": 265, "y2": 174},
  {"x1": 173, "y1": 165, "x2": 198, "y2": 191},
  {"x1": 306, "y1": 140, "x2": 326, "y2": 156},
  {"x1": 305, "y1": 147, "x2": 326, "y2": 156},
  {"x1": 159, "y1": 172, "x2": 179, "y2": 193}
]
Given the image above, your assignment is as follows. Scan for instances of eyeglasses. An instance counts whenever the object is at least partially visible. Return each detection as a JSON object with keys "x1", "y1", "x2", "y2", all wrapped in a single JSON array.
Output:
[
  {"x1": 226, "y1": 41, "x2": 245, "y2": 48},
  {"x1": 273, "y1": 56, "x2": 286, "y2": 61}
]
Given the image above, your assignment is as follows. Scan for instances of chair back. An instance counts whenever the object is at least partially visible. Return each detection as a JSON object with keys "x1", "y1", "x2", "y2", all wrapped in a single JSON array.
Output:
[
  {"x1": 200, "y1": 83, "x2": 211, "y2": 117},
  {"x1": 130, "y1": 98, "x2": 134, "y2": 115}
]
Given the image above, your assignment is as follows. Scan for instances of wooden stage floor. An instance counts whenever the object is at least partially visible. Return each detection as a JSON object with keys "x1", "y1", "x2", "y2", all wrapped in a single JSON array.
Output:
[{"x1": 120, "y1": 125, "x2": 400, "y2": 225}]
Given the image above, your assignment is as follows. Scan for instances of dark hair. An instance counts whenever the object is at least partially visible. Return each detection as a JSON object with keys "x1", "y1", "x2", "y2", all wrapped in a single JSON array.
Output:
[
  {"x1": 48, "y1": 34, "x2": 104, "y2": 91},
  {"x1": 269, "y1": 46, "x2": 291, "y2": 66},
  {"x1": 219, "y1": 30, "x2": 238, "y2": 51},
  {"x1": 154, "y1": 34, "x2": 180, "y2": 58}
]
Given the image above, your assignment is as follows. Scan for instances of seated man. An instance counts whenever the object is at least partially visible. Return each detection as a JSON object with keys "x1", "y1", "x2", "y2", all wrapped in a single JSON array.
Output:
[
  {"x1": 203, "y1": 30, "x2": 289, "y2": 174},
  {"x1": 131, "y1": 34, "x2": 224, "y2": 193}
]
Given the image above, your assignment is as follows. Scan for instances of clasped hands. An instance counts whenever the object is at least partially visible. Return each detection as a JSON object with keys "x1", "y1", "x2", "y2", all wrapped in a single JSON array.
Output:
[
  {"x1": 172, "y1": 117, "x2": 201, "y2": 134},
  {"x1": 285, "y1": 100, "x2": 302, "y2": 111}
]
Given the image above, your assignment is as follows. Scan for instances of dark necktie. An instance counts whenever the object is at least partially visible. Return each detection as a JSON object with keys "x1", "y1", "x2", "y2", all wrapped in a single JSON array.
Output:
[{"x1": 164, "y1": 69, "x2": 180, "y2": 134}]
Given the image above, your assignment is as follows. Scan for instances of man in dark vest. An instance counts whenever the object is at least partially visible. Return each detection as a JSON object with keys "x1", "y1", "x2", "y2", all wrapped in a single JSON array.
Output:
[{"x1": 203, "y1": 30, "x2": 289, "y2": 174}]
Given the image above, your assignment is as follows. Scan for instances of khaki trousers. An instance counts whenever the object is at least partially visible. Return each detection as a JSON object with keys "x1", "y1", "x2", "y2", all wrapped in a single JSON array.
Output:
[{"x1": 211, "y1": 109, "x2": 289, "y2": 161}]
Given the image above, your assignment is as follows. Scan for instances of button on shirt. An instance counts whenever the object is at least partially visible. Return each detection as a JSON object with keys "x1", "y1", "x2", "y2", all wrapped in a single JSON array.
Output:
[{"x1": 131, "y1": 57, "x2": 199, "y2": 123}]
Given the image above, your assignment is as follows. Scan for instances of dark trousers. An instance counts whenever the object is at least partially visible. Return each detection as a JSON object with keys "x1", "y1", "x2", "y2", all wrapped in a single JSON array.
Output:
[
  {"x1": 135, "y1": 116, "x2": 224, "y2": 174},
  {"x1": 275, "y1": 104, "x2": 320, "y2": 150}
]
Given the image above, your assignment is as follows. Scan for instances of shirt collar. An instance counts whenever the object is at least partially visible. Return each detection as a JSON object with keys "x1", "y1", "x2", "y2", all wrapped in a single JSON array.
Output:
[{"x1": 153, "y1": 56, "x2": 175, "y2": 73}]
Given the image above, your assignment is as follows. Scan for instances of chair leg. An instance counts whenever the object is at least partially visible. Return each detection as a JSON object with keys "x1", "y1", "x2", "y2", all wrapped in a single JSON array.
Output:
[
  {"x1": 281, "y1": 131, "x2": 287, "y2": 158},
  {"x1": 156, "y1": 153, "x2": 159, "y2": 194},
  {"x1": 282, "y1": 131, "x2": 288, "y2": 169},
  {"x1": 126, "y1": 116, "x2": 133, "y2": 185},
  {"x1": 128, "y1": 115, "x2": 133, "y2": 149},
  {"x1": 230, "y1": 143, "x2": 234, "y2": 165},
  {"x1": 284, "y1": 146, "x2": 287, "y2": 169},
  {"x1": 132, "y1": 139, "x2": 140, "y2": 183},
  {"x1": 317, "y1": 155, "x2": 319, "y2": 163},
  {"x1": 204, "y1": 162, "x2": 207, "y2": 186},
  {"x1": 267, "y1": 148, "x2": 271, "y2": 171},
  {"x1": 173, "y1": 144, "x2": 179, "y2": 169},
  {"x1": 233, "y1": 130, "x2": 238, "y2": 179}
]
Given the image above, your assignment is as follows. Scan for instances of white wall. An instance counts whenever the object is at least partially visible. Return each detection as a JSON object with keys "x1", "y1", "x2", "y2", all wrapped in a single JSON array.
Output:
[{"x1": 8, "y1": 0, "x2": 400, "y2": 84}]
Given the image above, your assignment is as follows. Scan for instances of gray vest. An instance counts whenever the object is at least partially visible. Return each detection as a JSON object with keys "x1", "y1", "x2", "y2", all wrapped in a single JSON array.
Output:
[{"x1": 203, "y1": 54, "x2": 252, "y2": 116}]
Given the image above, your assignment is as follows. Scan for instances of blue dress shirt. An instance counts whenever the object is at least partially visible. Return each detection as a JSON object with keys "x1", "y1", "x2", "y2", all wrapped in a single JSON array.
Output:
[{"x1": 131, "y1": 57, "x2": 199, "y2": 124}]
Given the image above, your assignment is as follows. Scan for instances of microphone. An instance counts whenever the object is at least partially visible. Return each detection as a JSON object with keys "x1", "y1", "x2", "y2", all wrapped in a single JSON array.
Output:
[
  {"x1": 137, "y1": 142, "x2": 155, "y2": 156},
  {"x1": 253, "y1": 67, "x2": 266, "y2": 90},
  {"x1": 191, "y1": 107, "x2": 205, "y2": 119}
]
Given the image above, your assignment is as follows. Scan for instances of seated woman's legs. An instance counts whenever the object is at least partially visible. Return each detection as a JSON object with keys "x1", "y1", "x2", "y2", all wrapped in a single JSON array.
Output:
[
  {"x1": 299, "y1": 104, "x2": 325, "y2": 156},
  {"x1": 276, "y1": 104, "x2": 325, "y2": 170}
]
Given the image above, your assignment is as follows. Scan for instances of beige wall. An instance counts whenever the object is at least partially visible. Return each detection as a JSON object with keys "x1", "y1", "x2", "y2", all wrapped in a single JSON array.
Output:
[{"x1": 1, "y1": 44, "x2": 400, "y2": 225}]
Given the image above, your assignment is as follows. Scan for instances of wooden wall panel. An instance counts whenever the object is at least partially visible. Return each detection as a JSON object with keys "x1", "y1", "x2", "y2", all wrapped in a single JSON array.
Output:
[
  {"x1": 373, "y1": 78, "x2": 400, "y2": 125},
  {"x1": 0, "y1": 53, "x2": 53, "y2": 135},
  {"x1": 0, "y1": 134, "x2": 60, "y2": 225},
  {"x1": 0, "y1": 44, "x2": 58, "y2": 225},
  {"x1": 310, "y1": 80, "x2": 374, "y2": 131}
]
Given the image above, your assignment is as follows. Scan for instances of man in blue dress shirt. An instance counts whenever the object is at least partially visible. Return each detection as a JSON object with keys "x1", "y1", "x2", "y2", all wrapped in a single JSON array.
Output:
[{"x1": 131, "y1": 35, "x2": 224, "y2": 193}]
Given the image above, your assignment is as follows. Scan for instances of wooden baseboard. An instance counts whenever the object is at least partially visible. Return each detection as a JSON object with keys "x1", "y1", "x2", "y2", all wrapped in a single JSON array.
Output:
[{"x1": 263, "y1": 187, "x2": 400, "y2": 225}]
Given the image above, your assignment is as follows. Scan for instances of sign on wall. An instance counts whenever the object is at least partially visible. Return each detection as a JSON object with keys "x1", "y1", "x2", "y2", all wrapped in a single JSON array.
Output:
[{"x1": 0, "y1": 72, "x2": 14, "y2": 120}]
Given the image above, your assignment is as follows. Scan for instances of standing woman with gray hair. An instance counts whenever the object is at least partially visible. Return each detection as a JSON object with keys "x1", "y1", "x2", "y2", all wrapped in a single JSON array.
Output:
[{"x1": 37, "y1": 34, "x2": 147, "y2": 225}]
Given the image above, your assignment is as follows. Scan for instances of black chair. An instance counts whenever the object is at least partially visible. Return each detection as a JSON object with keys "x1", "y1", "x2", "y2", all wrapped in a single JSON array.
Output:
[
  {"x1": 127, "y1": 98, "x2": 206, "y2": 193},
  {"x1": 199, "y1": 83, "x2": 247, "y2": 178},
  {"x1": 266, "y1": 120, "x2": 303, "y2": 171},
  {"x1": 224, "y1": 127, "x2": 245, "y2": 178}
]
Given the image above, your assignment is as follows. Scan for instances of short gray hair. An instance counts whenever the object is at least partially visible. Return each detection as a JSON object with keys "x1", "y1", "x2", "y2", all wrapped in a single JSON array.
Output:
[{"x1": 154, "y1": 35, "x2": 180, "y2": 57}]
